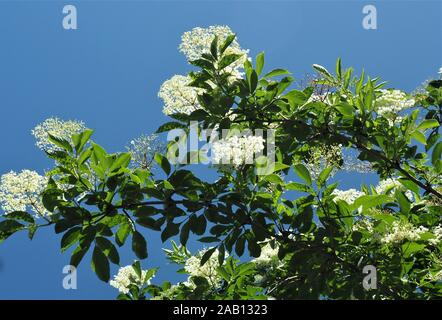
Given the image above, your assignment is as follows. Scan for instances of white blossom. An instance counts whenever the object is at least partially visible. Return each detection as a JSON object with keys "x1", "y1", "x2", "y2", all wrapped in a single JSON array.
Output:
[
  {"x1": 158, "y1": 75, "x2": 204, "y2": 115},
  {"x1": 439, "y1": 67, "x2": 442, "y2": 77},
  {"x1": 252, "y1": 242, "x2": 279, "y2": 266},
  {"x1": 375, "y1": 178, "x2": 413, "y2": 201},
  {"x1": 429, "y1": 225, "x2": 442, "y2": 246},
  {"x1": 331, "y1": 188, "x2": 364, "y2": 205},
  {"x1": 179, "y1": 25, "x2": 249, "y2": 71},
  {"x1": 31, "y1": 117, "x2": 86, "y2": 152},
  {"x1": 211, "y1": 135, "x2": 265, "y2": 168},
  {"x1": 374, "y1": 90, "x2": 415, "y2": 122},
  {"x1": 126, "y1": 134, "x2": 164, "y2": 169},
  {"x1": 109, "y1": 265, "x2": 153, "y2": 294},
  {"x1": 184, "y1": 248, "x2": 224, "y2": 286},
  {"x1": 0, "y1": 170, "x2": 49, "y2": 217},
  {"x1": 381, "y1": 221, "x2": 428, "y2": 244}
]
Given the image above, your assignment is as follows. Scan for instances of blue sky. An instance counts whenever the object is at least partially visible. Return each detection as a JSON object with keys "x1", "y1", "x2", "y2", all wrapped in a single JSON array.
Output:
[{"x1": 0, "y1": 0, "x2": 440, "y2": 299}]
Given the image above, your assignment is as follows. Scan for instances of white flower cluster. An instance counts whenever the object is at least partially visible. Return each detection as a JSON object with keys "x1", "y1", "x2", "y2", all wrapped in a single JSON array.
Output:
[
  {"x1": 0, "y1": 170, "x2": 49, "y2": 217},
  {"x1": 439, "y1": 67, "x2": 442, "y2": 77},
  {"x1": 375, "y1": 178, "x2": 413, "y2": 201},
  {"x1": 331, "y1": 188, "x2": 364, "y2": 205},
  {"x1": 158, "y1": 75, "x2": 204, "y2": 115},
  {"x1": 184, "y1": 248, "x2": 224, "y2": 286},
  {"x1": 374, "y1": 89, "x2": 415, "y2": 123},
  {"x1": 109, "y1": 265, "x2": 153, "y2": 294},
  {"x1": 252, "y1": 242, "x2": 279, "y2": 266},
  {"x1": 211, "y1": 135, "x2": 265, "y2": 168},
  {"x1": 429, "y1": 225, "x2": 442, "y2": 246},
  {"x1": 179, "y1": 25, "x2": 249, "y2": 69},
  {"x1": 381, "y1": 221, "x2": 428, "y2": 244},
  {"x1": 126, "y1": 134, "x2": 163, "y2": 169},
  {"x1": 352, "y1": 218, "x2": 375, "y2": 233},
  {"x1": 31, "y1": 117, "x2": 86, "y2": 152}
]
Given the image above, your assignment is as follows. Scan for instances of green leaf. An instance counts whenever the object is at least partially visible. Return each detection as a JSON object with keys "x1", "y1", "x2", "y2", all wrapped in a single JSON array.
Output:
[
  {"x1": 294, "y1": 164, "x2": 312, "y2": 185},
  {"x1": 218, "y1": 54, "x2": 243, "y2": 70},
  {"x1": 132, "y1": 231, "x2": 148, "y2": 259},
  {"x1": 318, "y1": 167, "x2": 333, "y2": 186},
  {"x1": 256, "y1": 52, "x2": 265, "y2": 76},
  {"x1": 411, "y1": 131, "x2": 427, "y2": 145},
  {"x1": 219, "y1": 34, "x2": 236, "y2": 54},
  {"x1": 91, "y1": 246, "x2": 110, "y2": 282},
  {"x1": 48, "y1": 133, "x2": 73, "y2": 153},
  {"x1": 416, "y1": 119, "x2": 439, "y2": 131},
  {"x1": 70, "y1": 245, "x2": 89, "y2": 267},
  {"x1": 432, "y1": 141, "x2": 442, "y2": 166},
  {"x1": 109, "y1": 153, "x2": 131, "y2": 173},
  {"x1": 115, "y1": 221, "x2": 131, "y2": 247},
  {"x1": 210, "y1": 35, "x2": 218, "y2": 59},
  {"x1": 72, "y1": 129, "x2": 94, "y2": 153},
  {"x1": 312, "y1": 64, "x2": 333, "y2": 78},
  {"x1": 200, "y1": 247, "x2": 217, "y2": 266},
  {"x1": 336, "y1": 57, "x2": 342, "y2": 80},
  {"x1": 0, "y1": 220, "x2": 24, "y2": 234},
  {"x1": 353, "y1": 194, "x2": 391, "y2": 211},
  {"x1": 5, "y1": 211, "x2": 35, "y2": 223},
  {"x1": 154, "y1": 153, "x2": 171, "y2": 176},
  {"x1": 161, "y1": 222, "x2": 180, "y2": 242},
  {"x1": 263, "y1": 69, "x2": 290, "y2": 79},
  {"x1": 286, "y1": 182, "x2": 311, "y2": 193},
  {"x1": 179, "y1": 222, "x2": 190, "y2": 246},
  {"x1": 61, "y1": 227, "x2": 81, "y2": 252},
  {"x1": 136, "y1": 216, "x2": 161, "y2": 231},
  {"x1": 155, "y1": 122, "x2": 186, "y2": 134},
  {"x1": 235, "y1": 236, "x2": 246, "y2": 257},
  {"x1": 96, "y1": 237, "x2": 120, "y2": 265}
]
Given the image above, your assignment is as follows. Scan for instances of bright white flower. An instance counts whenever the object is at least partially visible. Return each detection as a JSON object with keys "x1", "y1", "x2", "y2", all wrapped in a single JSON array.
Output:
[
  {"x1": 304, "y1": 144, "x2": 342, "y2": 179},
  {"x1": 352, "y1": 218, "x2": 375, "y2": 233},
  {"x1": 126, "y1": 134, "x2": 164, "y2": 169},
  {"x1": 184, "y1": 248, "x2": 224, "y2": 286},
  {"x1": 31, "y1": 117, "x2": 86, "y2": 152},
  {"x1": 381, "y1": 221, "x2": 428, "y2": 244},
  {"x1": 252, "y1": 242, "x2": 279, "y2": 266},
  {"x1": 158, "y1": 75, "x2": 205, "y2": 115},
  {"x1": 179, "y1": 25, "x2": 249, "y2": 71},
  {"x1": 211, "y1": 135, "x2": 265, "y2": 168},
  {"x1": 0, "y1": 170, "x2": 49, "y2": 217},
  {"x1": 375, "y1": 178, "x2": 413, "y2": 201},
  {"x1": 429, "y1": 225, "x2": 442, "y2": 246},
  {"x1": 331, "y1": 188, "x2": 364, "y2": 205},
  {"x1": 374, "y1": 89, "x2": 415, "y2": 122},
  {"x1": 109, "y1": 265, "x2": 153, "y2": 295},
  {"x1": 439, "y1": 67, "x2": 442, "y2": 76}
]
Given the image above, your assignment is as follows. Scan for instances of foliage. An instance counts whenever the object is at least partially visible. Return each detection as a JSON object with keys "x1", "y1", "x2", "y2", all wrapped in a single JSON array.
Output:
[{"x1": 1, "y1": 26, "x2": 442, "y2": 300}]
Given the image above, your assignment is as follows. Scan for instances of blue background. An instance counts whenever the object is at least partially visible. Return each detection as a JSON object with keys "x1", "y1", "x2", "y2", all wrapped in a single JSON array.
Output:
[{"x1": 0, "y1": 0, "x2": 440, "y2": 299}]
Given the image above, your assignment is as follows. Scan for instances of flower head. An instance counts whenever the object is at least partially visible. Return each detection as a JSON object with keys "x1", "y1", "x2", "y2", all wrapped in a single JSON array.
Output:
[
  {"x1": 179, "y1": 25, "x2": 249, "y2": 68},
  {"x1": 211, "y1": 135, "x2": 265, "y2": 168},
  {"x1": 331, "y1": 188, "x2": 364, "y2": 205},
  {"x1": 374, "y1": 90, "x2": 415, "y2": 124},
  {"x1": 158, "y1": 75, "x2": 204, "y2": 115},
  {"x1": 0, "y1": 170, "x2": 49, "y2": 217},
  {"x1": 31, "y1": 117, "x2": 86, "y2": 152},
  {"x1": 381, "y1": 221, "x2": 428, "y2": 244},
  {"x1": 184, "y1": 248, "x2": 224, "y2": 286},
  {"x1": 109, "y1": 265, "x2": 154, "y2": 294},
  {"x1": 126, "y1": 134, "x2": 164, "y2": 169}
]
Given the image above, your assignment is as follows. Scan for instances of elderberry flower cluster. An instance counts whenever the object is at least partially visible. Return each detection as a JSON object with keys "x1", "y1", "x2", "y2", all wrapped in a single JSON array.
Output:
[
  {"x1": 0, "y1": 170, "x2": 49, "y2": 217},
  {"x1": 184, "y1": 248, "x2": 224, "y2": 286},
  {"x1": 179, "y1": 25, "x2": 249, "y2": 71},
  {"x1": 109, "y1": 265, "x2": 154, "y2": 294},
  {"x1": 31, "y1": 117, "x2": 86, "y2": 152},
  {"x1": 375, "y1": 178, "x2": 413, "y2": 201},
  {"x1": 126, "y1": 133, "x2": 164, "y2": 169},
  {"x1": 158, "y1": 75, "x2": 205, "y2": 115},
  {"x1": 252, "y1": 242, "x2": 280, "y2": 267},
  {"x1": 380, "y1": 221, "x2": 428, "y2": 244},
  {"x1": 304, "y1": 144, "x2": 343, "y2": 179},
  {"x1": 331, "y1": 188, "x2": 364, "y2": 205},
  {"x1": 211, "y1": 135, "x2": 265, "y2": 168},
  {"x1": 374, "y1": 89, "x2": 415, "y2": 124}
]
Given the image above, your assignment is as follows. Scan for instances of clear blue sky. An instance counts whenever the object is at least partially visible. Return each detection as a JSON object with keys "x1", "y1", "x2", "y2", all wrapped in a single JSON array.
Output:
[{"x1": 0, "y1": 0, "x2": 440, "y2": 299}]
